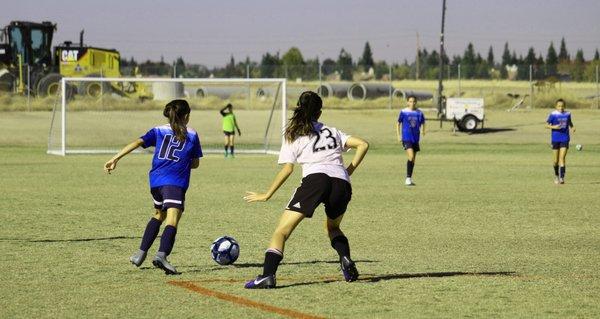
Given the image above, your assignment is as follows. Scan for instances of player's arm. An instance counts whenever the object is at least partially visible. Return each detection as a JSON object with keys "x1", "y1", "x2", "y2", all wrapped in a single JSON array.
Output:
[
  {"x1": 421, "y1": 121, "x2": 426, "y2": 136},
  {"x1": 568, "y1": 117, "x2": 575, "y2": 133},
  {"x1": 104, "y1": 138, "x2": 145, "y2": 174},
  {"x1": 234, "y1": 117, "x2": 241, "y2": 136},
  {"x1": 345, "y1": 136, "x2": 369, "y2": 176},
  {"x1": 395, "y1": 122, "x2": 402, "y2": 142},
  {"x1": 545, "y1": 123, "x2": 560, "y2": 130},
  {"x1": 244, "y1": 163, "x2": 294, "y2": 202},
  {"x1": 191, "y1": 158, "x2": 200, "y2": 169}
]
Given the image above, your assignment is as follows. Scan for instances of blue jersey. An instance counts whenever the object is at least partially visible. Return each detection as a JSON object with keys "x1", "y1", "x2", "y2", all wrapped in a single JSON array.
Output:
[
  {"x1": 398, "y1": 108, "x2": 426, "y2": 143},
  {"x1": 546, "y1": 111, "x2": 573, "y2": 143},
  {"x1": 141, "y1": 125, "x2": 203, "y2": 189}
]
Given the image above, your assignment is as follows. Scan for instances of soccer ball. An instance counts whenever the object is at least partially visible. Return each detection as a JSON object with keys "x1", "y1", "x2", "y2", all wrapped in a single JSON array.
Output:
[
  {"x1": 576, "y1": 144, "x2": 583, "y2": 151},
  {"x1": 210, "y1": 236, "x2": 240, "y2": 265}
]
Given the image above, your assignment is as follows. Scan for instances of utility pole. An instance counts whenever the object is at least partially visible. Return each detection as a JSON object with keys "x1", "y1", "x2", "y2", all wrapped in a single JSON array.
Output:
[
  {"x1": 437, "y1": 0, "x2": 447, "y2": 119},
  {"x1": 416, "y1": 31, "x2": 421, "y2": 80}
]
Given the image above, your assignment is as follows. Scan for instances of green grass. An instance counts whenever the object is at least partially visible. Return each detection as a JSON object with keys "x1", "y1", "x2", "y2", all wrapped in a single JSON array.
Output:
[{"x1": 1, "y1": 108, "x2": 599, "y2": 318}]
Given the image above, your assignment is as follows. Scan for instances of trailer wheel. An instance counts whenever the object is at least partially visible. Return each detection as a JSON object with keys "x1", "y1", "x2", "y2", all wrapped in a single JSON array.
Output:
[{"x1": 460, "y1": 115, "x2": 479, "y2": 132}]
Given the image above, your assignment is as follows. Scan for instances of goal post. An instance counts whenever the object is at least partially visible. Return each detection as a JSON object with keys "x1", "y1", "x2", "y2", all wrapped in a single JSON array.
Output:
[{"x1": 47, "y1": 77, "x2": 287, "y2": 156}]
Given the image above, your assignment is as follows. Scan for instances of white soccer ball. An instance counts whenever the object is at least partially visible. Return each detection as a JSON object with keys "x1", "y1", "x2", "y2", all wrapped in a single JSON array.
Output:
[
  {"x1": 210, "y1": 236, "x2": 240, "y2": 265},
  {"x1": 576, "y1": 144, "x2": 583, "y2": 151}
]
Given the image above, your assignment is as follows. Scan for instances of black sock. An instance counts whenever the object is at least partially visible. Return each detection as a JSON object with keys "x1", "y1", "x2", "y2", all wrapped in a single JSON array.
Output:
[
  {"x1": 559, "y1": 166, "x2": 565, "y2": 179},
  {"x1": 224, "y1": 145, "x2": 228, "y2": 154},
  {"x1": 158, "y1": 225, "x2": 177, "y2": 256},
  {"x1": 140, "y1": 217, "x2": 162, "y2": 251},
  {"x1": 553, "y1": 165, "x2": 559, "y2": 177},
  {"x1": 331, "y1": 235, "x2": 351, "y2": 259},
  {"x1": 230, "y1": 146, "x2": 235, "y2": 155},
  {"x1": 407, "y1": 160, "x2": 415, "y2": 178},
  {"x1": 262, "y1": 249, "x2": 283, "y2": 277}
]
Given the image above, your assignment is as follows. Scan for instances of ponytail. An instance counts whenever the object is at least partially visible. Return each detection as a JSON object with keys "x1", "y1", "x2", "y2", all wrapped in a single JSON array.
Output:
[
  {"x1": 284, "y1": 91, "x2": 323, "y2": 142},
  {"x1": 163, "y1": 99, "x2": 191, "y2": 142}
]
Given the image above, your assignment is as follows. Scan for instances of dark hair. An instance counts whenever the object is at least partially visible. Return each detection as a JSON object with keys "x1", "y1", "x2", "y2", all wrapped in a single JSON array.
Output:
[
  {"x1": 163, "y1": 99, "x2": 191, "y2": 142},
  {"x1": 284, "y1": 91, "x2": 322, "y2": 142},
  {"x1": 556, "y1": 98, "x2": 565, "y2": 105},
  {"x1": 407, "y1": 95, "x2": 417, "y2": 102}
]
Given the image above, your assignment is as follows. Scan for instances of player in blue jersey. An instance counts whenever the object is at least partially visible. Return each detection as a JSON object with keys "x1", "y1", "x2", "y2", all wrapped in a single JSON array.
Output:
[
  {"x1": 243, "y1": 91, "x2": 369, "y2": 289},
  {"x1": 396, "y1": 95, "x2": 426, "y2": 186},
  {"x1": 545, "y1": 99, "x2": 575, "y2": 184},
  {"x1": 104, "y1": 99, "x2": 203, "y2": 274}
]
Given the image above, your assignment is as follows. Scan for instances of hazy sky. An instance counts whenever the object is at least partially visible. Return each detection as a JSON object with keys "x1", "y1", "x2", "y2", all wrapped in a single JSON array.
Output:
[{"x1": 3, "y1": 0, "x2": 599, "y2": 67}]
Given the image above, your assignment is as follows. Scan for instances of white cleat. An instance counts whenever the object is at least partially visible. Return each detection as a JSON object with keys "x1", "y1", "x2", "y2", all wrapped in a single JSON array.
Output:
[
  {"x1": 554, "y1": 177, "x2": 560, "y2": 184},
  {"x1": 405, "y1": 177, "x2": 415, "y2": 186}
]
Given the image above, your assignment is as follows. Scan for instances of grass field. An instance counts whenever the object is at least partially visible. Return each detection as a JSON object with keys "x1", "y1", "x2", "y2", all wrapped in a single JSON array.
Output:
[{"x1": 1, "y1": 108, "x2": 599, "y2": 318}]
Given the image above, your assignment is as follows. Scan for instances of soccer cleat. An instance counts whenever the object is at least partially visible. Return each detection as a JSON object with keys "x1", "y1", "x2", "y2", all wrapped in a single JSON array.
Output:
[
  {"x1": 554, "y1": 177, "x2": 560, "y2": 184},
  {"x1": 405, "y1": 177, "x2": 415, "y2": 186},
  {"x1": 340, "y1": 256, "x2": 359, "y2": 282},
  {"x1": 559, "y1": 178, "x2": 565, "y2": 184},
  {"x1": 152, "y1": 254, "x2": 180, "y2": 275},
  {"x1": 244, "y1": 274, "x2": 276, "y2": 289},
  {"x1": 129, "y1": 250, "x2": 147, "y2": 267}
]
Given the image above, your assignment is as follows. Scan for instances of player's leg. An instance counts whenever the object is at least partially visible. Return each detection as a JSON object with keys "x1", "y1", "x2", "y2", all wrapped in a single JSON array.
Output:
[
  {"x1": 223, "y1": 133, "x2": 230, "y2": 157},
  {"x1": 325, "y1": 178, "x2": 358, "y2": 282},
  {"x1": 558, "y1": 146, "x2": 568, "y2": 183},
  {"x1": 405, "y1": 146, "x2": 416, "y2": 185},
  {"x1": 229, "y1": 135, "x2": 235, "y2": 157},
  {"x1": 246, "y1": 210, "x2": 304, "y2": 289},
  {"x1": 552, "y1": 145, "x2": 560, "y2": 183},
  {"x1": 152, "y1": 186, "x2": 185, "y2": 274},
  {"x1": 131, "y1": 189, "x2": 167, "y2": 267}
]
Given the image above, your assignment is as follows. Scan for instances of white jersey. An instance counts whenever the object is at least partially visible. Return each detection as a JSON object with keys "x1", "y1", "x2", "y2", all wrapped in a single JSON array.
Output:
[{"x1": 278, "y1": 122, "x2": 351, "y2": 182}]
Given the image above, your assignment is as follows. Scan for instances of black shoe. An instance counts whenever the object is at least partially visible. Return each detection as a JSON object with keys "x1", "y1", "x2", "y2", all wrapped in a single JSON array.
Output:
[
  {"x1": 340, "y1": 256, "x2": 359, "y2": 282},
  {"x1": 244, "y1": 274, "x2": 276, "y2": 289}
]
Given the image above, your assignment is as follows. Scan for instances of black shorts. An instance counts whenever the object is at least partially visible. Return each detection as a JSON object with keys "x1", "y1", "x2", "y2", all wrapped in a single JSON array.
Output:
[
  {"x1": 286, "y1": 173, "x2": 352, "y2": 219},
  {"x1": 402, "y1": 141, "x2": 420, "y2": 152},
  {"x1": 151, "y1": 185, "x2": 186, "y2": 212},
  {"x1": 223, "y1": 131, "x2": 234, "y2": 136},
  {"x1": 551, "y1": 142, "x2": 569, "y2": 150}
]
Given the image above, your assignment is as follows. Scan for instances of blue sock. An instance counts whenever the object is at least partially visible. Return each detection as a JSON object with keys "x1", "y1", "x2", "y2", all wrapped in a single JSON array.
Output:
[
  {"x1": 158, "y1": 225, "x2": 177, "y2": 256},
  {"x1": 559, "y1": 166, "x2": 565, "y2": 179},
  {"x1": 140, "y1": 218, "x2": 162, "y2": 251}
]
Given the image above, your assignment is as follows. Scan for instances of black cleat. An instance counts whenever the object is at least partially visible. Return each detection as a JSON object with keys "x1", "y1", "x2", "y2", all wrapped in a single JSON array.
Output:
[
  {"x1": 244, "y1": 274, "x2": 276, "y2": 289},
  {"x1": 340, "y1": 256, "x2": 359, "y2": 282}
]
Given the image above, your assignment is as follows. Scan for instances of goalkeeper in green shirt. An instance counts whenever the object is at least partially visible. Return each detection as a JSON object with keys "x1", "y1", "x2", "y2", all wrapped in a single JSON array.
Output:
[{"x1": 220, "y1": 103, "x2": 242, "y2": 157}]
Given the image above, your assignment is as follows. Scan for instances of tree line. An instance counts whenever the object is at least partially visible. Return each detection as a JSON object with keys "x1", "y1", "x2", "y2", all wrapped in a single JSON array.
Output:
[{"x1": 121, "y1": 38, "x2": 600, "y2": 82}]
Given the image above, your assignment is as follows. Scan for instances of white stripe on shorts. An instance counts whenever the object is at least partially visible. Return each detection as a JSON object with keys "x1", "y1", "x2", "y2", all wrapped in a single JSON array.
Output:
[
  {"x1": 153, "y1": 199, "x2": 163, "y2": 205},
  {"x1": 163, "y1": 199, "x2": 183, "y2": 205}
]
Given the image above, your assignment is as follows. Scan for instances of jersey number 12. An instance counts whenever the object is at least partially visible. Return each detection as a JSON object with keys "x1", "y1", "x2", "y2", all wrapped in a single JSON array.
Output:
[{"x1": 158, "y1": 134, "x2": 185, "y2": 161}]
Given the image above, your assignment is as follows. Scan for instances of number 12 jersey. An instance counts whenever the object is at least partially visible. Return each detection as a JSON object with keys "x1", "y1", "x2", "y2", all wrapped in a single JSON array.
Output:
[{"x1": 141, "y1": 124, "x2": 203, "y2": 189}]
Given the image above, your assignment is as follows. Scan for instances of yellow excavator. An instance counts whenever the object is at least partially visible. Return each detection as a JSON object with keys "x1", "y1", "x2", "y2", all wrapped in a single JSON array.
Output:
[{"x1": 0, "y1": 20, "x2": 150, "y2": 99}]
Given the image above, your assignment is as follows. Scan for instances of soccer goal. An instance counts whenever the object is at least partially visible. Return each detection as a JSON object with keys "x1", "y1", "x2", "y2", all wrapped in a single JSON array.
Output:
[{"x1": 47, "y1": 77, "x2": 287, "y2": 155}]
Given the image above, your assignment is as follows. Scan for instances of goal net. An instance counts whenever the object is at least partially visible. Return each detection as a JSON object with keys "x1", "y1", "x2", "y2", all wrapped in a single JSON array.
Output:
[{"x1": 47, "y1": 77, "x2": 287, "y2": 155}]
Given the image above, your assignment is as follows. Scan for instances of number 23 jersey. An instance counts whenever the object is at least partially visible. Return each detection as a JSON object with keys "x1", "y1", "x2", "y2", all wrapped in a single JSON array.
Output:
[
  {"x1": 278, "y1": 122, "x2": 351, "y2": 182},
  {"x1": 141, "y1": 124, "x2": 203, "y2": 189}
]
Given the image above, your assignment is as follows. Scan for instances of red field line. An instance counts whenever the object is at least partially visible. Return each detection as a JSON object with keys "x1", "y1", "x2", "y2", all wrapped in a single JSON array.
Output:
[{"x1": 169, "y1": 280, "x2": 326, "y2": 319}]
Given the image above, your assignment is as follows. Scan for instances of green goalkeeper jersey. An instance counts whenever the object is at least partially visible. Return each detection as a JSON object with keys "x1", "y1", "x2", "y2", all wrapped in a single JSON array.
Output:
[{"x1": 222, "y1": 113, "x2": 236, "y2": 132}]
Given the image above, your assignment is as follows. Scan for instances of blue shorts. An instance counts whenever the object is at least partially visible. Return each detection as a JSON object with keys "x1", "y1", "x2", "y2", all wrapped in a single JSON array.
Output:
[
  {"x1": 151, "y1": 185, "x2": 186, "y2": 212},
  {"x1": 551, "y1": 142, "x2": 569, "y2": 150},
  {"x1": 402, "y1": 141, "x2": 420, "y2": 152}
]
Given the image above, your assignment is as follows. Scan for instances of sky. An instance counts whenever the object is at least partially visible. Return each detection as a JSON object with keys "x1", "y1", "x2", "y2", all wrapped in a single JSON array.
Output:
[{"x1": 3, "y1": 0, "x2": 599, "y2": 67}]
